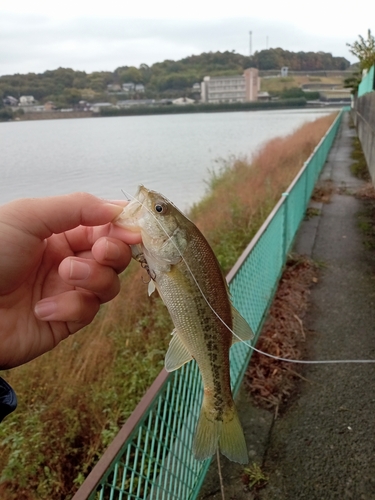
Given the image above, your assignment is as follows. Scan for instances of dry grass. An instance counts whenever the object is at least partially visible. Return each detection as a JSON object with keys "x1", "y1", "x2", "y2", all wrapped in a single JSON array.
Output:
[
  {"x1": 0, "y1": 112, "x2": 337, "y2": 499},
  {"x1": 312, "y1": 179, "x2": 335, "y2": 203},
  {"x1": 245, "y1": 255, "x2": 318, "y2": 410},
  {"x1": 192, "y1": 113, "x2": 337, "y2": 272},
  {"x1": 356, "y1": 183, "x2": 375, "y2": 200}
]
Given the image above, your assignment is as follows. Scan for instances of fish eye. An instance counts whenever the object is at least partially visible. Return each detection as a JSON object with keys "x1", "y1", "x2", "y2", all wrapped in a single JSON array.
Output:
[{"x1": 154, "y1": 202, "x2": 168, "y2": 214}]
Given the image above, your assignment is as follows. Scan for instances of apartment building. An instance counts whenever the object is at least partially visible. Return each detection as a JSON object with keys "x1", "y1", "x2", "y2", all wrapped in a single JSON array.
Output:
[{"x1": 201, "y1": 68, "x2": 260, "y2": 103}]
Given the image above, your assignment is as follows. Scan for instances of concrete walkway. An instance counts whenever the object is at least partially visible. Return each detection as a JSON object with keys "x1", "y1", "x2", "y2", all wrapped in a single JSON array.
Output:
[{"x1": 199, "y1": 112, "x2": 375, "y2": 500}]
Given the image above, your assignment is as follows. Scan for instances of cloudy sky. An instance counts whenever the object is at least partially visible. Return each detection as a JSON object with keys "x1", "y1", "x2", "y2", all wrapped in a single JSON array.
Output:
[{"x1": 1, "y1": 0, "x2": 370, "y2": 76}]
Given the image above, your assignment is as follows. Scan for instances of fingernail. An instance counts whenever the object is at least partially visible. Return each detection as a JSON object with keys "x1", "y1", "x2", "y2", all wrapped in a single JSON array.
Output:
[
  {"x1": 105, "y1": 240, "x2": 120, "y2": 260},
  {"x1": 35, "y1": 300, "x2": 57, "y2": 320},
  {"x1": 70, "y1": 260, "x2": 91, "y2": 280},
  {"x1": 103, "y1": 203, "x2": 124, "y2": 219}
]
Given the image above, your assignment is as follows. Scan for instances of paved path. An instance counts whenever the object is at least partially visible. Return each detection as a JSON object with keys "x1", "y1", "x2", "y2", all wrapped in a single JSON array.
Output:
[
  {"x1": 199, "y1": 112, "x2": 375, "y2": 500},
  {"x1": 259, "y1": 111, "x2": 375, "y2": 500}
]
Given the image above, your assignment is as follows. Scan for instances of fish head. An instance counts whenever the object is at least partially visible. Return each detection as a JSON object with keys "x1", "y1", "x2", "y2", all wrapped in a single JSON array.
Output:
[{"x1": 115, "y1": 185, "x2": 189, "y2": 266}]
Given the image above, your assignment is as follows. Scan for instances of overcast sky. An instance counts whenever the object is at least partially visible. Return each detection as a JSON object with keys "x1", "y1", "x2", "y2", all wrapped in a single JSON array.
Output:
[{"x1": 1, "y1": 0, "x2": 370, "y2": 76}]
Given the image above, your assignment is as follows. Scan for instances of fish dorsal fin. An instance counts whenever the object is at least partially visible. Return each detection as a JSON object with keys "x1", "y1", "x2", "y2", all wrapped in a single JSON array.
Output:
[
  {"x1": 231, "y1": 305, "x2": 254, "y2": 344},
  {"x1": 165, "y1": 330, "x2": 193, "y2": 372}
]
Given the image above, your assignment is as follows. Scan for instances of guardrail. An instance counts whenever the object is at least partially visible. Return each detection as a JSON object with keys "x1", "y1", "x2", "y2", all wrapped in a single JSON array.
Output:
[{"x1": 73, "y1": 109, "x2": 345, "y2": 500}]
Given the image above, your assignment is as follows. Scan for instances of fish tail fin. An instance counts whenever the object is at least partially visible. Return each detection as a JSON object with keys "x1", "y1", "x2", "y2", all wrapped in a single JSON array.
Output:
[
  {"x1": 193, "y1": 399, "x2": 248, "y2": 464},
  {"x1": 219, "y1": 406, "x2": 248, "y2": 464}
]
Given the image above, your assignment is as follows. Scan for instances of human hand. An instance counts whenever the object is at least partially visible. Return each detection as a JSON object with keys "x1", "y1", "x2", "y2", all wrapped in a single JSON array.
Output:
[{"x1": 0, "y1": 192, "x2": 141, "y2": 369}]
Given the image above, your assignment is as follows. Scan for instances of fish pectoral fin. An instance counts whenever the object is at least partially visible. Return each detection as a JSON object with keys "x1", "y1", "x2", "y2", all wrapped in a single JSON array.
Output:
[
  {"x1": 231, "y1": 306, "x2": 255, "y2": 344},
  {"x1": 148, "y1": 280, "x2": 156, "y2": 296},
  {"x1": 165, "y1": 330, "x2": 193, "y2": 372}
]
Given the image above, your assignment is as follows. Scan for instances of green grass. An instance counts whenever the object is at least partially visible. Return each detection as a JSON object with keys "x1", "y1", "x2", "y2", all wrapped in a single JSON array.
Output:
[{"x1": 242, "y1": 462, "x2": 268, "y2": 490}]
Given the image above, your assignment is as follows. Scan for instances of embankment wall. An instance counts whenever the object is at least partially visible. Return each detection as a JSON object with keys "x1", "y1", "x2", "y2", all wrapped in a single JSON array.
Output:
[
  {"x1": 354, "y1": 92, "x2": 375, "y2": 181},
  {"x1": 19, "y1": 111, "x2": 94, "y2": 121}
]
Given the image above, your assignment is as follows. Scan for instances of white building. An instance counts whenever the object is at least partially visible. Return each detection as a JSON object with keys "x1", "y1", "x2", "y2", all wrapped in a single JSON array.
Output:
[
  {"x1": 122, "y1": 83, "x2": 135, "y2": 92},
  {"x1": 107, "y1": 84, "x2": 122, "y2": 92},
  {"x1": 201, "y1": 68, "x2": 260, "y2": 103},
  {"x1": 122, "y1": 83, "x2": 145, "y2": 93},
  {"x1": 281, "y1": 67, "x2": 289, "y2": 77},
  {"x1": 90, "y1": 102, "x2": 113, "y2": 113},
  {"x1": 19, "y1": 95, "x2": 36, "y2": 106}
]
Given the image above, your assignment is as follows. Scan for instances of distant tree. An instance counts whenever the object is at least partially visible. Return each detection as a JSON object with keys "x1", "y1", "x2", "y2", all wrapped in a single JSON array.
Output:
[
  {"x1": 72, "y1": 72, "x2": 89, "y2": 89},
  {"x1": 139, "y1": 63, "x2": 152, "y2": 84},
  {"x1": 0, "y1": 48, "x2": 352, "y2": 103},
  {"x1": 0, "y1": 107, "x2": 13, "y2": 121},
  {"x1": 117, "y1": 66, "x2": 143, "y2": 84},
  {"x1": 46, "y1": 68, "x2": 76, "y2": 88},
  {"x1": 347, "y1": 29, "x2": 375, "y2": 70},
  {"x1": 62, "y1": 88, "x2": 82, "y2": 106},
  {"x1": 280, "y1": 87, "x2": 305, "y2": 99},
  {"x1": 250, "y1": 48, "x2": 350, "y2": 71},
  {"x1": 344, "y1": 72, "x2": 361, "y2": 94}
]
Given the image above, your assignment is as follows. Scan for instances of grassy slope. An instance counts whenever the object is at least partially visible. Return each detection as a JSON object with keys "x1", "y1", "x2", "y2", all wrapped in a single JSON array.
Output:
[
  {"x1": 0, "y1": 112, "x2": 337, "y2": 500},
  {"x1": 260, "y1": 74, "x2": 345, "y2": 94}
]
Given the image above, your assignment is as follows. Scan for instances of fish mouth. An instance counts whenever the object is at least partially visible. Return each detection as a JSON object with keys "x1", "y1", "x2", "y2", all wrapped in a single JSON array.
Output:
[
  {"x1": 114, "y1": 208, "x2": 142, "y2": 232},
  {"x1": 114, "y1": 185, "x2": 149, "y2": 232}
]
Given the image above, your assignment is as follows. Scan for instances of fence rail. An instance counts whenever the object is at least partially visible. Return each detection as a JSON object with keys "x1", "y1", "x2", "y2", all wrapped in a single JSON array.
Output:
[{"x1": 73, "y1": 109, "x2": 345, "y2": 500}]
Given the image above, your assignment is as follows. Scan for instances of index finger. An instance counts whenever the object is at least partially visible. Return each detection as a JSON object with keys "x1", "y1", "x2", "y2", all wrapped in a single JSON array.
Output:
[
  {"x1": 64, "y1": 223, "x2": 142, "y2": 253},
  {"x1": 0, "y1": 193, "x2": 126, "y2": 241}
]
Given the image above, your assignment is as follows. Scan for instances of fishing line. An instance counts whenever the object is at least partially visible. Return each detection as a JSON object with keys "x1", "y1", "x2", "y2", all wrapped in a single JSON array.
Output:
[
  {"x1": 119, "y1": 187, "x2": 375, "y2": 366},
  {"x1": 121, "y1": 189, "x2": 132, "y2": 201}
]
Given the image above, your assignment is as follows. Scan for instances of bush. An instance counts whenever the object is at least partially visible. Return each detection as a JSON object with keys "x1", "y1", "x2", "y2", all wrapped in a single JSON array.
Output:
[{"x1": 0, "y1": 108, "x2": 13, "y2": 121}]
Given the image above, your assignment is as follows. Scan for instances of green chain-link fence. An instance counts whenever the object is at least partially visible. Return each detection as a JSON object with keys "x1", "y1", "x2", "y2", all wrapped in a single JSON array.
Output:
[
  {"x1": 73, "y1": 108, "x2": 345, "y2": 500},
  {"x1": 358, "y1": 64, "x2": 375, "y2": 97}
]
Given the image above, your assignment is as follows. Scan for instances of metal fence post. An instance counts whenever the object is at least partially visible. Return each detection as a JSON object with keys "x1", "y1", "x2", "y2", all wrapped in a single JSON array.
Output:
[{"x1": 281, "y1": 192, "x2": 289, "y2": 259}]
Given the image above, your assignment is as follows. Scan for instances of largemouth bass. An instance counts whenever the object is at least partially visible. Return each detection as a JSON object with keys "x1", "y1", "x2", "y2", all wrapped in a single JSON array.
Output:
[{"x1": 115, "y1": 185, "x2": 254, "y2": 463}]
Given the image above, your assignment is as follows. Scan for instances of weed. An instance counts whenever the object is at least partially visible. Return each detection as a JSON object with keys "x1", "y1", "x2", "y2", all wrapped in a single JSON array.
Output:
[
  {"x1": 246, "y1": 255, "x2": 319, "y2": 410},
  {"x1": 312, "y1": 179, "x2": 335, "y2": 203},
  {"x1": 355, "y1": 183, "x2": 375, "y2": 200},
  {"x1": 305, "y1": 207, "x2": 321, "y2": 219},
  {"x1": 350, "y1": 137, "x2": 370, "y2": 180},
  {"x1": 337, "y1": 185, "x2": 354, "y2": 196},
  {"x1": 357, "y1": 200, "x2": 375, "y2": 250},
  {"x1": 242, "y1": 463, "x2": 268, "y2": 489}
]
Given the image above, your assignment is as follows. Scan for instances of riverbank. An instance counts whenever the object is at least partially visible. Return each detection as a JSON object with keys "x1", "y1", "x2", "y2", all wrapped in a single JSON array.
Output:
[
  {"x1": 0, "y1": 97, "x2": 334, "y2": 122},
  {"x1": 0, "y1": 112, "x2": 338, "y2": 499}
]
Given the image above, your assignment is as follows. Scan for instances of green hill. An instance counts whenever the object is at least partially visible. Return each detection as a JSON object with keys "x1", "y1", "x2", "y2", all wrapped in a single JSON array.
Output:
[{"x1": 0, "y1": 49, "x2": 351, "y2": 108}]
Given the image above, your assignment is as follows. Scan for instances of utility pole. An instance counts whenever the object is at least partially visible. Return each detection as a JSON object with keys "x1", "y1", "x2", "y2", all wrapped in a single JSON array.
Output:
[{"x1": 249, "y1": 31, "x2": 252, "y2": 57}]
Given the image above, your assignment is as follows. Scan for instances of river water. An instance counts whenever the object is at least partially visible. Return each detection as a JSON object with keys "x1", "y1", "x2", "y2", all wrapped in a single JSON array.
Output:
[{"x1": 0, "y1": 108, "x2": 335, "y2": 211}]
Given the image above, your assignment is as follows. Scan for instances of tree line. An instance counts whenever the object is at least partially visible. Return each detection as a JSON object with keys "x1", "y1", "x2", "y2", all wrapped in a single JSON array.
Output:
[{"x1": 0, "y1": 49, "x2": 351, "y2": 109}]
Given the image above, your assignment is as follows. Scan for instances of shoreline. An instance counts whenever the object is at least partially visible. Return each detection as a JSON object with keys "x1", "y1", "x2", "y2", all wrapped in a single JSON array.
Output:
[{"x1": 1, "y1": 99, "x2": 347, "y2": 123}]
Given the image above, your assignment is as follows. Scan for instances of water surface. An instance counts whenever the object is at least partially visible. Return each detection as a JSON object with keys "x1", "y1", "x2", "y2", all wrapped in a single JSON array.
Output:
[{"x1": 0, "y1": 108, "x2": 335, "y2": 210}]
